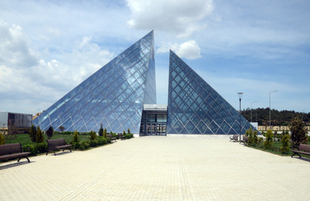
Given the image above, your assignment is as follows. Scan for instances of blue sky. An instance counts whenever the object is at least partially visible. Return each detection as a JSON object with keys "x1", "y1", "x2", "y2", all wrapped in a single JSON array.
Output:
[{"x1": 0, "y1": 0, "x2": 309, "y2": 115}]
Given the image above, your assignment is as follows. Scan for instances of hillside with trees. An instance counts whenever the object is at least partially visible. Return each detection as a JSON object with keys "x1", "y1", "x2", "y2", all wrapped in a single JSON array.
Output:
[{"x1": 241, "y1": 108, "x2": 309, "y2": 126}]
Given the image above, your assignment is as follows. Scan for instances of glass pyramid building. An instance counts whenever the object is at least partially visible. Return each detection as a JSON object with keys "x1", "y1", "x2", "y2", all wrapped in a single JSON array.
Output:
[
  {"x1": 32, "y1": 31, "x2": 156, "y2": 133},
  {"x1": 167, "y1": 50, "x2": 256, "y2": 134}
]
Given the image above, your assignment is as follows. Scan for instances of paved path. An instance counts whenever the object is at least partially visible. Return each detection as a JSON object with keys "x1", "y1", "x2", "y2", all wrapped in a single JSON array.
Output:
[{"x1": 1, "y1": 136, "x2": 310, "y2": 200}]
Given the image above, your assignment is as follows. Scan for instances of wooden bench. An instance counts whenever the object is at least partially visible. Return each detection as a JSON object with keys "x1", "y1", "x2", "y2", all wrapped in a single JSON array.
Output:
[
  {"x1": 46, "y1": 138, "x2": 72, "y2": 156},
  {"x1": 240, "y1": 136, "x2": 248, "y2": 145},
  {"x1": 291, "y1": 144, "x2": 310, "y2": 158},
  {"x1": 230, "y1": 135, "x2": 238, "y2": 142},
  {"x1": 0, "y1": 143, "x2": 31, "y2": 163},
  {"x1": 118, "y1": 133, "x2": 126, "y2": 140},
  {"x1": 107, "y1": 134, "x2": 116, "y2": 142}
]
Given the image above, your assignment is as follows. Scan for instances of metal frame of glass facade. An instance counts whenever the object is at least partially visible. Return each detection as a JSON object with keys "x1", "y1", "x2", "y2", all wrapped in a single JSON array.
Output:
[
  {"x1": 167, "y1": 50, "x2": 257, "y2": 134},
  {"x1": 32, "y1": 31, "x2": 156, "y2": 133}
]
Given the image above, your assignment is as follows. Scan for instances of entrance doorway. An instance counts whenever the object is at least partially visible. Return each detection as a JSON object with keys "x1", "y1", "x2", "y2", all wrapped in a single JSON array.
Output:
[{"x1": 140, "y1": 107, "x2": 167, "y2": 136}]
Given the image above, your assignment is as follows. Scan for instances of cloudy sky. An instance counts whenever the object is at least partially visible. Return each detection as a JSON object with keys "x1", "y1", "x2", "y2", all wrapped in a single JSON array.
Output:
[{"x1": 1, "y1": 0, "x2": 309, "y2": 115}]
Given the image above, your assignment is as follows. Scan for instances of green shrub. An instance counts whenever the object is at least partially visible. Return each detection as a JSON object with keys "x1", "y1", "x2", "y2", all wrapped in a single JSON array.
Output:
[
  {"x1": 0, "y1": 132, "x2": 5, "y2": 145},
  {"x1": 90, "y1": 140, "x2": 98, "y2": 147},
  {"x1": 23, "y1": 145, "x2": 37, "y2": 155},
  {"x1": 258, "y1": 137, "x2": 263, "y2": 145},
  {"x1": 98, "y1": 137, "x2": 107, "y2": 145},
  {"x1": 126, "y1": 133, "x2": 133, "y2": 139},
  {"x1": 29, "y1": 124, "x2": 37, "y2": 142},
  {"x1": 36, "y1": 126, "x2": 44, "y2": 144},
  {"x1": 46, "y1": 126, "x2": 54, "y2": 140},
  {"x1": 263, "y1": 129, "x2": 273, "y2": 149},
  {"x1": 72, "y1": 129, "x2": 79, "y2": 143},
  {"x1": 37, "y1": 142, "x2": 47, "y2": 153},
  {"x1": 280, "y1": 134, "x2": 290, "y2": 153},
  {"x1": 72, "y1": 142, "x2": 80, "y2": 150},
  {"x1": 89, "y1": 130, "x2": 97, "y2": 140},
  {"x1": 80, "y1": 140, "x2": 90, "y2": 150}
]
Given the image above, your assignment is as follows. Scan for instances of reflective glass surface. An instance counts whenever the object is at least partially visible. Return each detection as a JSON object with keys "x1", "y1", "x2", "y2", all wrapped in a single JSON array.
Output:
[
  {"x1": 167, "y1": 50, "x2": 258, "y2": 135},
  {"x1": 33, "y1": 31, "x2": 156, "y2": 133}
]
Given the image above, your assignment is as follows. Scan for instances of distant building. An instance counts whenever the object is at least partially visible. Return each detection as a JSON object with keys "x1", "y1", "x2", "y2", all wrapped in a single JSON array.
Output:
[{"x1": 0, "y1": 112, "x2": 33, "y2": 134}]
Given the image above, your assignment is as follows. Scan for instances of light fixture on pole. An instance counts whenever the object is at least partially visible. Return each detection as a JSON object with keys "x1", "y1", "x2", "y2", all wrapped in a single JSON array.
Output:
[
  {"x1": 269, "y1": 90, "x2": 277, "y2": 129},
  {"x1": 238, "y1": 92, "x2": 243, "y2": 141},
  {"x1": 251, "y1": 101, "x2": 257, "y2": 122}
]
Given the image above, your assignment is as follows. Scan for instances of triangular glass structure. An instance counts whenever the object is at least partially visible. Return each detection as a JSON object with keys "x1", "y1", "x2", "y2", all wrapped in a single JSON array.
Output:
[
  {"x1": 167, "y1": 50, "x2": 257, "y2": 134},
  {"x1": 33, "y1": 31, "x2": 156, "y2": 133}
]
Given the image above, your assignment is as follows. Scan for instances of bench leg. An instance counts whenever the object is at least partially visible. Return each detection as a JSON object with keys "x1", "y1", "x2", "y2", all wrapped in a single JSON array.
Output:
[
  {"x1": 17, "y1": 157, "x2": 30, "y2": 163},
  {"x1": 291, "y1": 153, "x2": 301, "y2": 158}
]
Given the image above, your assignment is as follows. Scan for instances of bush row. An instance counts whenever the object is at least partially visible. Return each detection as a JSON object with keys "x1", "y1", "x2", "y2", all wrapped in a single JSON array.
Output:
[{"x1": 22, "y1": 136, "x2": 112, "y2": 156}]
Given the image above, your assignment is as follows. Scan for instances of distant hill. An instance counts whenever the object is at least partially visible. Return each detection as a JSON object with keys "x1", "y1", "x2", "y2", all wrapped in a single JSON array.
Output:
[{"x1": 241, "y1": 108, "x2": 309, "y2": 126}]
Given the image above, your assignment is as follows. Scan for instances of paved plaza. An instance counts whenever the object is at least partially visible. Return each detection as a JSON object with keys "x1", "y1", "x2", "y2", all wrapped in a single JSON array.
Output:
[{"x1": 1, "y1": 136, "x2": 310, "y2": 200}]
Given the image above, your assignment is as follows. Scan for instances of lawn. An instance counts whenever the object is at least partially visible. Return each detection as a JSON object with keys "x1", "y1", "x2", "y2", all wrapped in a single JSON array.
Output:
[{"x1": 4, "y1": 133, "x2": 90, "y2": 147}]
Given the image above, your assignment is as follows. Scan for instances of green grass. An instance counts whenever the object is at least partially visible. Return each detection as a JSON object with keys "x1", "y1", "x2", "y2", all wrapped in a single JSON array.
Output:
[
  {"x1": 247, "y1": 140, "x2": 310, "y2": 158},
  {"x1": 4, "y1": 133, "x2": 90, "y2": 146}
]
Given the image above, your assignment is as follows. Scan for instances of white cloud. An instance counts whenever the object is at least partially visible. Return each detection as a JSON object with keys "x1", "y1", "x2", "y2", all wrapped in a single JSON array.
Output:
[
  {"x1": 127, "y1": 0, "x2": 213, "y2": 37},
  {"x1": 0, "y1": 19, "x2": 37, "y2": 68},
  {"x1": 0, "y1": 19, "x2": 115, "y2": 114},
  {"x1": 157, "y1": 40, "x2": 201, "y2": 60}
]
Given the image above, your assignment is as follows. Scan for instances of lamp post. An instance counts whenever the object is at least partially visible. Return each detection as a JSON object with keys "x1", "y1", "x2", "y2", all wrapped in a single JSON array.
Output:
[
  {"x1": 269, "y1": 90, "x2": 277, "y2": 129},
  {"x1": 238, "y1": 92, "x2": 243, "y2": 141},
  {"x1": 251, "y1": 101, "x2": 257, "y2": 122}
]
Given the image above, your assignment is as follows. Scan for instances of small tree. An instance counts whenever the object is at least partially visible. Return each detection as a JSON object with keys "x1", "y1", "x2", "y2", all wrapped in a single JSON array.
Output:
[
  {"x1": 29, "y1": 124, "x2": 37, "y2": 142},
  {"x1": 59, "y1": 125, "x2": 65, "y2": 133},
  {"x1": 290, "y1": 117, "x2": 308, "y2": 148},
  {"x1": 263, "y1": 129, "x2": 273, "y2": 149},
  {"x1": 98, "y1": 124, "x2": 103, "y2": 136},
  {"x1": 72, "y1": 129, "x2": 79, "y2": 143},
  {"x1": 0, "y1": 132, "x2": 5, "y2": 145},
  {"x1": 46, "y1": 126, "x2": 54, "y2": 140},
  {"x1": 280, "y1": 134, "x2": 290, "y2": 153},
  {"x1": 36, "y1": 126, "x2": 44, "y2": 144},
  {"x1": 123, "y1": 130, "x2": 126, "y2": 138},
  {"x1": 127, "y1": 128, "x2": 131, "y2": 134},
  {"x1": 89, "y1": 130, "x2": 97, "y2": 140},
  {"x1": 245, "y1": 127, "x2": 258, "y2": 146},
  {"x1": 103, "y1": 128, "x2": 107, "y2": 138}
]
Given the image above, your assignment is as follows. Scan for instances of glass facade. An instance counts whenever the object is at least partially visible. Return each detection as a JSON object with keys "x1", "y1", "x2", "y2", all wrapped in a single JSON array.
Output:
[
  {"x1": 167, "y1": 50, "x2": 257, "y2": 134},
  {"x1": 33, "y1": 31, "x2": 156, "y2": 133}
]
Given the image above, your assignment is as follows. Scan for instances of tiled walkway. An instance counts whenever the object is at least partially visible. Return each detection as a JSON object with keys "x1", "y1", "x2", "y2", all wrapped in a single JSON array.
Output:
[{"x1": 1, "y1": 136, "x2": 310, "y2": 200}]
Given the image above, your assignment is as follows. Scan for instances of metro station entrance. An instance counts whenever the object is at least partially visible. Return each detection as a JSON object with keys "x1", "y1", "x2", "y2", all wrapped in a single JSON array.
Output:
[{"x1": 140, "y1": 105, "x2": 167, "y2": 136}]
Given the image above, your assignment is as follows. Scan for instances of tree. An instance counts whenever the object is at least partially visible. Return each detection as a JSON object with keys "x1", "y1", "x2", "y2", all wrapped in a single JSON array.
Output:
[
  {"x1": 46, "y1": 126, "x2": 54, "y2": 140},
  {"x1": 0, "y1": 132, "x2": 5, "y2": 145},
  {"x1": 280, "y1": 134, "x2": 290, "y2": 153},
  {"x1": 59, "y1": 125, "x2": 65, "y2": 133},
  {"x1": 72, "y1": 129, "x2": 79, "y2": 143},
  {"x1": 36, "y1": 126, "x2": 44, "y2": 144},
  {"x1": 263, "y1": 129, "x2": 273, "y2": 149},
  {"x1": 245, "y1": 127, "x2": 258, "y2": 146},
  {"x1": 98, "y1": 124, "x2": 103, "y2": 136},
  {"x1": 127, "y1": 128, "x2": 131, "y2": 134},
  {"x1": 103, "y1": 128, "x2": 107, "y2": 138},
  {"x1": 290, "y1": 117, "x2": 308, "y2": 148},
  {"x1": 29, "y1": 124, "x2": 37, "y2": 142},
  {"x1": 89, "y1": 130, "x2": 97, "y2": 140}
]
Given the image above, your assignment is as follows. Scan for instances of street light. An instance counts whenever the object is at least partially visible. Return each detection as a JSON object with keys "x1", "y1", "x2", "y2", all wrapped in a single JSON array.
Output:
[
  {"x1": 269, "y1": 90, "x2": 277, "y2": 129},
  {"x1": 251, "y1": 101, "x2": 257, "y2": 122},
  {"x1": 238, "y1": 92, "x2": 243, "y2": 141}
]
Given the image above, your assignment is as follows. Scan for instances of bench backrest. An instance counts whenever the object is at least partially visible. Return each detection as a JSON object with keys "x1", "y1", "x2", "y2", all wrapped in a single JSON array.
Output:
[
  {"x1": 107, "y1": 134, "x2": 113, "y2": 138},
  {"x1": 299, "y1": 144, "x2": 310, "y2": 152},
  {"x1": 47, "y1": 138, "x2": 66, "y2": 147},
  {"x1": 0, "y1": 143, "x2": 22, "y2": 155},
  {"x1": 233, "y1": 135, "x2": 238, "y2": 140}
]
